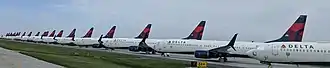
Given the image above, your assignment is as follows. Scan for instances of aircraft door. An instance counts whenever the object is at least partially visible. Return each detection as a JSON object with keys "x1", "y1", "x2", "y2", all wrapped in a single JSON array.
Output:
[{"x1": 271, "y1": 44, "x2": 279, "y2": 56}]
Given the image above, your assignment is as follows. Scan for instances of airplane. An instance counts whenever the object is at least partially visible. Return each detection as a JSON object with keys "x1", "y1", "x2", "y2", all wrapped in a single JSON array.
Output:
[
  {"x1": 13, "y1": 32, "x2": 22, "y2": 41},
  {"x1": 56, "y1": 29, "x2": 76, "y2": 46},
  {"x1": 100, "y1": 21, "x2": 206, "y2": 54},
  {"x1": 246, "y1": 42, "x2": 330, "y2": 67},
  {"x1": 142, "y1": 14, "x2": 307, "y2": 62},
  {"x1": 41, "y1": 30, "x2": 57, "y2": 44},
  {"x1": 26, "y1": 32, "x2": 41, "y2": 42},
  {"x1": 104, "y1": 24, "x2": 152, "y2": 49},
  {"x1": 73, "y1": 26, "x2": 116, "y2": 48},
  {"x1": 33, "y1": 31, "x2": 49, "y2": 43},
  {"x1": 71, "y1": 27, "x2": 95, "y2": 47},
  {"x1": 49, "y1": 30, "x2": 64, "y2": 44},
  {"x1": 15, "y1": 32, "x2": 26, "y2": 41},
  {"x1": 21, "y1": 32, "x2": 33, "y2": 41}
]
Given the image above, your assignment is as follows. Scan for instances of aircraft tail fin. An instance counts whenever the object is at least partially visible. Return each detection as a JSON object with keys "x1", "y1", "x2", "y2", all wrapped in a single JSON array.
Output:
[
  {"x1": 49, "y1": 30, "x2": 56, "y2": 37},
  {"x1": 21, "y1": 32, "x2": 26, "y2": 38},
  {"x1": 56, "y1": 30, "x2": 64, "y2": 37},
  {"x1": 67, "y1": 29, "x2": 76, "y2": 37},
  {"x1": 27, "y1": 32, "x2": 32, "y2": 37},
  {"x1": 35, "y1": 32, "x2": 40, "y2": 36},
  {"x1": 265, "y1": 14, "x2": 307, "y2": 43},
  {"x1": 103, "y1": 26, "x2": 116, "y2": 38},
  {"x1": 82, "y1": 27, "x2": 94, "y2": 38},
  {"x1": 135, "y1": 24, "x2": 152, "y2": 39},
  {"x1": 182, "y1": 21, "x2": 206, "y2": 40}
]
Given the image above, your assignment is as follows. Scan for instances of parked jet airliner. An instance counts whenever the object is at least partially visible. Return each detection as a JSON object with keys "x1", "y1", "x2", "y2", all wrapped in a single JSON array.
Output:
[
  {"x1": 26, "y1": 32, "x2": 40, "y2": 42},
  {"x1": 143, "y1": 15, "x2": 307, "y2": 62},
  {"x1": 56, "y1": 29, "x2": 76, "y2": 45},
  {"x1": 73, "y1": 26, "x2": 117, "y2": 48},
  {"x1": 40, "y1": 30, "x2": 56, "y2": 43},
  {"x1": 48, "y1": 30, "x2": 64, "y2": 44},
  {"x1": 246, "y1": 42, "x2": 330, "y2": 67},
  {"x1": 33, "y1": 31, "x2": 49, "y2": 43},
  {"x1": 100, "y1": 21, "x2": 206, "y2": 53}
]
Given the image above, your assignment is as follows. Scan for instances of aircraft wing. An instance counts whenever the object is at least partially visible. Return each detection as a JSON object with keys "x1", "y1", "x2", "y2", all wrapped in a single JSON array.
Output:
[{"x1": 208, "y1": 34, "x2": 238, "y2": 53}]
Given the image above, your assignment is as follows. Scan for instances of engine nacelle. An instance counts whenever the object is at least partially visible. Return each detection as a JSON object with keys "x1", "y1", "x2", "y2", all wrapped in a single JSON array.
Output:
[
  {"x1": 194, "y1": 50, "x2": 218, "y2": 58},
  {"x1": 128, "y1": 46, "x2": 140, "y2": 52}
]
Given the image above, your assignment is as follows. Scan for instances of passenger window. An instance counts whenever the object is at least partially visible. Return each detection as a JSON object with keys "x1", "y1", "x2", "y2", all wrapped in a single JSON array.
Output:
[
  {"x1": 306, "y1": 50, "x2": 308, "y2": 52},
  {"x1": 292, "y1": 49, "x2": 295, "y2": 52},
  {"x1": 299, "y1": 49, "x2": 301, "y2": 52},
  {"x1": 321, "y1": 50, "x2": 323, "y2": 52},
  {"x1": 296, "y1": 49, "x2": 298, "y2": 52},
  {"x1": 328, "y1": 50, "x2": 330, "y2": 53},
  {"x1": 302, "y1": 49, "x2": 305, "y2": 52},
  {"x1": 317, "y1": 50, "x2": 320, "y2": 52}
]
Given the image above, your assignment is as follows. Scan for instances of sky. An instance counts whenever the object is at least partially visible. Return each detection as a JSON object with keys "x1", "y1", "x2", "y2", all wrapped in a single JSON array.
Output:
[{"x1": 1, "y1": 0, "x2": 330, "y2": 42}]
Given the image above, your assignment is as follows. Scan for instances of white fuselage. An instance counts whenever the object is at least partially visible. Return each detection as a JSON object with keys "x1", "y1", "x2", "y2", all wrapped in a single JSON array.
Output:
[
  {"x1": 27, "y1": 36, "x2": 38, "y2": 41},
  {"x1": 73, "y1": 38, "x2": 99, "y2": 46},
  {"x1": 31, "y1": 36, "x2": 43, "y2": 42},
  {"x1": 21, "y1": 36, "x2": 32, "y2": 41},
  {"x1": 42, "y1": 37, "x2": 56, "y2": 43},
  {"x1": 154, "y1": 39, "x2": 260, "y2": 55},
  {"x1": 102, "y1": 38, "x2": 160, "y2": 48},
  {"x1": 56, "y1": 37, "x2": 74, "y2": 44},
  {"x1": 246, "y1": 42, "x2": 330, "y2": 63}
]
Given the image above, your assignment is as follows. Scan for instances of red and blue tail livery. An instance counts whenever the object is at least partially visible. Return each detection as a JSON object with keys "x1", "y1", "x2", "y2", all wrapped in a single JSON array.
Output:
[
  {"x1": 82, "y1": 27, "x2": 94, "y2": 38},
  {"x1": 182, "y1": 21, "x2": 206, "y2": 40},
  {"x1": 67, "y1": 29, "x2": 76, "y2": 37},
  {"x1": 135, "y1": 24, "x2": 152, "y2": 39},
  {"x1": 103, "y1": 26, "x2": 116, "y2": 38},
  {"x1": 265, "y1": 15, "x2": 307, "y2": 43}
]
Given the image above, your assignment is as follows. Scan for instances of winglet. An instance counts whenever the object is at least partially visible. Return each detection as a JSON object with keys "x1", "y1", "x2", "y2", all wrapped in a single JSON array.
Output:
[{"x1": 228, "y1": 33, "x2": 238, "y2": 51}]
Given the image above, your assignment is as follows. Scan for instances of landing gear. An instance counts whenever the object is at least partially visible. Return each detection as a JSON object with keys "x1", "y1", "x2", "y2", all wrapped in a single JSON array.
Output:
[
  {"x1": 161, "y1": 53, "x2": 170, "y2": 57},
  {"x1": 218, "y1": 53, "x2": 228, "y2": 62},
  {"x1": 296, "y1": 64, "x2": 299, "y2": 67},
  {"x1": 260, "y1": 61, "x2": 272, "y2": 68},
  {"x1": 151, "y1": 50, "x2": 156, "y2": 54}
]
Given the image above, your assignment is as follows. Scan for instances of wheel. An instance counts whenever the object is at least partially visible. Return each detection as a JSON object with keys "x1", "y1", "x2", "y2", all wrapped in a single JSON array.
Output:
[
  {"x1": 152, "y1": 51, "x2": 156, "y2": 54},
  {"x1": 223, "y1": 57, "x2": 228, "y2": 62}
]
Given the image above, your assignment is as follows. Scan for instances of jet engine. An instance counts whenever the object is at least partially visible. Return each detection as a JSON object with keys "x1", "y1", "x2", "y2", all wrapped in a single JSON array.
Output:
[{"x1": 194, "y1": 50, "x2": 219, "y2": 58}]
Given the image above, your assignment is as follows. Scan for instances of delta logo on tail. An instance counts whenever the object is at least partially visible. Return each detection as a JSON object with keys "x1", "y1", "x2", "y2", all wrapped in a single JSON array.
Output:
[
  {"x1": 43, "y1": 31, "x2": 49, "y2": 36},
  {"x1": 103, "y1": 26, "x2": 116, "y2": 38},
  {"x1": 135, "y1": 24, "x2": 152, "y2": 39},
  {"x1": 27, "y1": 32, "x2": 32, "y2": 36},
  {"x1": 56, "y1": 30, "x2": 64, "y2": 37},
  {"x1": 67, "y1": 29, "x2": 76, "y2": 37},
  {"x1": 182, "y1": 21, "x2": 206, "y2": 40},
  {"x1": 41, "y1": 31, "x2": 49, "y2": 39},
  {"x1": 265, "y1": 15, "x2": 307, "y2": 43},
  {"x1": 48, "y1": 30, "x2": 56, "y2": 37},
  {"x1": 21, "y1": 32, "x2": 26, "y2": 37},
  {"x1": 35, "y1": 32, "x2": 40, "y2": 36},
  {"x1": 82, "y1": 27, "x2": 94, "y2": 38},
  {"x1": 281, "y1": 44, "x2": 314, "y2": 49},
  {"x1": 16, "y1": 32, "x2": 21, "y2": 36}
]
